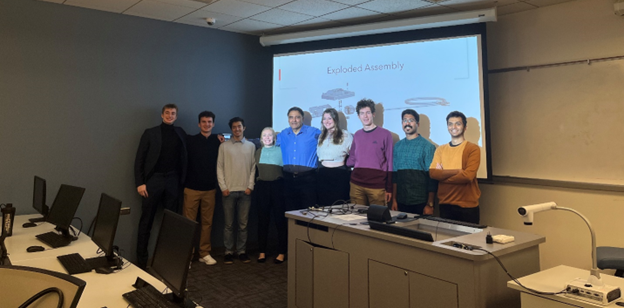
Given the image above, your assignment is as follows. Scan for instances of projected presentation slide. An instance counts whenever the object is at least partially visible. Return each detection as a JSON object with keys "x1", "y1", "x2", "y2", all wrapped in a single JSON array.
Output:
[{"x1": 272, "y1": 35, "x2": 487, "y2": 178}]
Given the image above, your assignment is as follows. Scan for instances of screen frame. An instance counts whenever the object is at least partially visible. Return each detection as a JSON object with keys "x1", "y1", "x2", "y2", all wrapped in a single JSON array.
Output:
[
  {"x1": 46, "y1": 184, "x2": 85, "y2": 232},
  {"x1": 270, "y1": 23, "x2": 492, "y2": 181},
  {"x1": 32, "y1": 176, "x2": 48, "y2": 217},
  {"x1": 91, "y1": 193, "x2": 122, "y2": 260},
  {"x1": 149, "y1": 210, "x2": 199, "y2": 300}
]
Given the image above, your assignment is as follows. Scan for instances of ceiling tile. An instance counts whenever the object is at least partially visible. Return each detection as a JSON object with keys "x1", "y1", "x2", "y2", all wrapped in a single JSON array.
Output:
[
  {"x1": 124, "y1": 0, "x2": 197, "y2": 21},
  {"x1": 394, "y1": 4, "x2": 457, "y2": 18},
  {"x1": 329, "y1": 0, "x2": 372, "y2": 5},
  {"x1": 265, "y1": 18, "x2": 344, "y2": 34},
  {"x1": 241, "y1": 0, "x2": 295, "y2": 6},
  {"x1": 341, "y1": 14, "x2": 389, "y2": 25},
  {"x1": 521, "y1": 0, "x2": 575, "y2": 8},
  {"x1": 265, "y1": 15, "x2": 345, "y2": 32},
  {"x1": 152, "y1": 0, "x2": 210, "y2": 9},
  {"x1": 252, "y1": 8, "x2": 313, "y2": 25},
  {"x1": 357, "y1": 0, "x2": 431, "y2": 14},
  {"x1": 175, "y1": 9, "x2": 245, "y2": 28},
  {"x1": 293, "y1": 16, "x2": 342, "y2": 26},
  {"x1": 492, "y1": 0, "x2": 522, "y2": 6},
  {"x1": 436, "y1": 0, "x2": 510, "y2": 13},
  {"x1": 64, "y1": 0, "x2": 140, "y2": 13},
  {"x1": 201, "y1": 0, "x2": 272, "y2": 18},
  {"x1": 38, "y1": 0, "x2": 574, "y2": 37},
  {"x1": 438, "y1": 0, "x2": 516, "y2": 10},
  {"x1": 321, "y1": 6, "x2": 379, "y2": 20},
  {"x1": 280, "y1": 0, "x2": 349, "y2": 17},
  {"x1": 261, "y1": 25, "x2": 294, "y2": 35},
  {"x1": 496, "y1": 1, "x2": 536, "y2": 14},
  {"x1": 221, "y1": 18, "x2": 283, "y2": 35}
]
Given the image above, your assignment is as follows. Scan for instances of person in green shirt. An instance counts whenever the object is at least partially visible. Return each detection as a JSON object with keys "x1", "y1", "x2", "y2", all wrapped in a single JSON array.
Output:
[
  {"x1": 392, "y1": 109, "x2": 437, "y2": 215},
  {"x1": 255, "y1": 127, "x2": 287, "y2": 264}
]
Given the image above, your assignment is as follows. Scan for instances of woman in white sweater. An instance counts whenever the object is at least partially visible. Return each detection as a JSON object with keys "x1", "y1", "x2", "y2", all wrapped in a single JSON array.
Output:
[{"x1": 316, "y1": 108, "x2": 353, "y2": 207}]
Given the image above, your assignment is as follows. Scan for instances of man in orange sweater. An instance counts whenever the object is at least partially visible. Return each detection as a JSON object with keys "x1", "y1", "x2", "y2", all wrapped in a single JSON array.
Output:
[{"x1": 429, "y1": 111, "x2": 481, "y2": 224}]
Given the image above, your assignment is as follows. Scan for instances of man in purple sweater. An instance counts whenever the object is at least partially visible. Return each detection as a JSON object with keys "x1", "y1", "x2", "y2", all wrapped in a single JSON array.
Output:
[{"x1": 346, "y1": 99, "x2": 393, "y2": 206}]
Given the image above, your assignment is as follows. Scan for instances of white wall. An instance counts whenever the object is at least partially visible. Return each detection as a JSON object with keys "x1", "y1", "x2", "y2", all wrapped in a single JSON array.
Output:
[{"x1": 484, "y1": 0, "x2": 624, "y2": 271}]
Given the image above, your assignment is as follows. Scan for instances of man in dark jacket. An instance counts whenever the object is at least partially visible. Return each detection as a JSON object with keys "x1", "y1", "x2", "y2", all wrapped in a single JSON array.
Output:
[{"x1": 134, "y1": 104, "x2": 187, "y2": 269}]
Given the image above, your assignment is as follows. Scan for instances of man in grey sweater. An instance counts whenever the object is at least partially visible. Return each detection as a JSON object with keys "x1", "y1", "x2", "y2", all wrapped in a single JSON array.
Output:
[{"x1": 217, "y1": 117, "x2": 256, "y2": 264}]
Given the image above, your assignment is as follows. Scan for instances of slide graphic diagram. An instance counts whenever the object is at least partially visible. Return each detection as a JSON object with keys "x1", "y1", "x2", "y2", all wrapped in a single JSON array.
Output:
[{"x1": 316, "y1": 87, "x2": 356, "y2": 117}]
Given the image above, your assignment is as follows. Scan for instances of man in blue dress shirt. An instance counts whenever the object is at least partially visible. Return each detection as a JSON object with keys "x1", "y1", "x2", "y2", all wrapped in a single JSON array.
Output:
[{"x1": 277, "y1": 107, "x2": 321, "y2": 211}]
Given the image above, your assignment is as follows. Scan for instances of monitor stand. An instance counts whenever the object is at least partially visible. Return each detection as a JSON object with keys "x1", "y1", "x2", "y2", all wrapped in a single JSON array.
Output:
[
  {"x1": 28, "y1": 216, "x2": 46, "y2": 223},
  {"x1": 86, "y1": 255, "x2": 120, "y2": 269},
  {"x1": 164, "y1": 293, "x2": 197, "y2": 308},
  {"x1": 29, "y1": 205, "x2": 48, "y2": 223}
]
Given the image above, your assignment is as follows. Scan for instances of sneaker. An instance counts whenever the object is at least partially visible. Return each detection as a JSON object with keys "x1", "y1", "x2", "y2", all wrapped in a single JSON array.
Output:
[
  {"x1": 199, "y1": 254, "x2": 217, "y2": 265},
  {"x1": 239, "y1": 253, "x2": 251, "y2": 263},
  {"x1": 224, "y1": 254, "x2": 234, "y2": 265}
]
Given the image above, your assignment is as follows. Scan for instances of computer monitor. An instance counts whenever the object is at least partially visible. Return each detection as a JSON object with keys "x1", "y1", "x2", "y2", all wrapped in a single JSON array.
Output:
[
  {"x1": 149, "y1": 210, "x2": 199, "y2": 308},
  {"x1": 29, "y1": 176, "x2": 49, "y2": 223},
  {"x1": 85, "y1": 193, "x2": 122, "y2": 270},
  {"x1": 45, "y1": 184, "x2": 86, "y2": 239}
]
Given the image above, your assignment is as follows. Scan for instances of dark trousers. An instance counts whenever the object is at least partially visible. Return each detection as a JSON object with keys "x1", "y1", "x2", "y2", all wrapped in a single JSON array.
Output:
[
  {"x1": 283, "y1": 171, "x2": 317, "y2": 211},
  {"x1": 317, "y1": 166, "x2": 350, "y2": 207},
  {"x1": 256, "y1": 179, "x2": 287, "y2": 255},
  {"x1": 137, "y1": 172, "x2": 180, "y2": 269},
  {"x1": 397, "y1": 202, "x2": 427, "y2": 215},
  {"x1": 439, "y1": 204, "x2": 480, "y2": 224}
]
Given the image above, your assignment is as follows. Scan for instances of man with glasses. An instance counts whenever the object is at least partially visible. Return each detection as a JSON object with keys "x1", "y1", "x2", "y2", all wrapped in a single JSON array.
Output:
[
  {"x1": 391, "y1": 109, "x2": 437, "y2": 215},
  {"x1": 277, "y1": 107, "x2": 321, "y2": 211}
]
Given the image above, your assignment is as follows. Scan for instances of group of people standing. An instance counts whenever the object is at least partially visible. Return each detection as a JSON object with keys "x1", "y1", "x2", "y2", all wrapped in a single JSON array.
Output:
[{"x1": 133, "y1": 98, "x2": 481, "y2": 269}]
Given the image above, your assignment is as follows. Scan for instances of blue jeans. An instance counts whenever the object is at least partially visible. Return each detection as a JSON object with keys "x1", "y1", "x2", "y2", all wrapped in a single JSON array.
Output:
[{"x1": 222, "y1": 191, "x2": 251, "y2": 254}]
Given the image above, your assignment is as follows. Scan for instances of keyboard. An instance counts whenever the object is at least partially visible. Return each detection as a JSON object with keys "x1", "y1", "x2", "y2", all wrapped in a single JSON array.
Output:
[
  {"x1": 57, "y1": 253, "x2": 92, "y2": 275},
  {"x1": 421, "y1": 216, "x2": 487, "y2": 229},
  {"x1": 36, "y1": 231, "x2": 72, "y2": 248},
  {"x1": 123, "y1": 284, "x2": 180, "y2": 308}
]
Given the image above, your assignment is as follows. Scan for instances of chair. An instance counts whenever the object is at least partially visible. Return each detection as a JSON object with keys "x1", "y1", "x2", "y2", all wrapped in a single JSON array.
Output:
[
  {"x1": 0, "y1": 265, "x2": 86, "y2": 308},
  {"x1": 596, "y1": 246, "x2": 624, "y2": 277}
]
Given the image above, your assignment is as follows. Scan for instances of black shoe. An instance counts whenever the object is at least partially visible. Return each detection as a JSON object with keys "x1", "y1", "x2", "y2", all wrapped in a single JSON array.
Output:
[
  {"x1": 224, "y1": 254, "x2": 234, "y2": 265},
  {"x1": 257, "y1": 257, "x2": 266, "y2": 263},
  {"x1": 274, "y1": 258, "x2": 285, "y2": 264},
  {"x1": 239, "y1": 253, "x2": 251, "y2": 263}
]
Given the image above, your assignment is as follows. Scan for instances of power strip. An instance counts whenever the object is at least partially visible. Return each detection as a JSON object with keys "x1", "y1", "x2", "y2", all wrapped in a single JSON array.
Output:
[{"x1": 564, "y1": 278, "x2": 621, "y2": 305}]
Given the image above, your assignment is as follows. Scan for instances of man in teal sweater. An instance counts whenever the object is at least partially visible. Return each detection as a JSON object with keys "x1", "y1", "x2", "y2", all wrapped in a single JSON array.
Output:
[{"x1": 391, "y1": 109, "x2": 437, "y2": 215}]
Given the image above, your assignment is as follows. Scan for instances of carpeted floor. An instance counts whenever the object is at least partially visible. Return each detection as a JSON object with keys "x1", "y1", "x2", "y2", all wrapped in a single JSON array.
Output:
[{"x1": 186, "y1": 252, "x2": 288, "y2": 308}]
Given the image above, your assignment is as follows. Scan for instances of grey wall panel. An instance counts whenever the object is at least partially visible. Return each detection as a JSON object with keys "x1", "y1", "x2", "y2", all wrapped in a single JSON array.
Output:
[{"x1": 0, "y1": 0, "x2": 272, "y2": 262}]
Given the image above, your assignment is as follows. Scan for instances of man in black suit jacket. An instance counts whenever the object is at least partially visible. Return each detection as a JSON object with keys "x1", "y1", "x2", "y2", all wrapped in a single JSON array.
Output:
[{"x1": 134, "y1": 104, "x2": 188, "y2": 269}]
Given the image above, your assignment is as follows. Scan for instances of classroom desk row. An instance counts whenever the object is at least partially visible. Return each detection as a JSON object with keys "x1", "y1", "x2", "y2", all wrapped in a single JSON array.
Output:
[{"x1": 4, "y1": 214, "x2": 167, "y2": 308}]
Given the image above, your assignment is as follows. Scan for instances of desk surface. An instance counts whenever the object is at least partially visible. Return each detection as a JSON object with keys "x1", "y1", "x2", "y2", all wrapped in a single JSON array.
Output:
[
  {"x1": 6, "y1": 215, "x2": 96, "y2": 262},
  {"x1": 507, "y1": 265, "x2": 624, "y2": 307},
  {"x1": 5, "y1": 214, "x2": 168, "y2": 308},
  {"x1": 285, "y1": 206, "x2": 545, "y2": 261}
]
